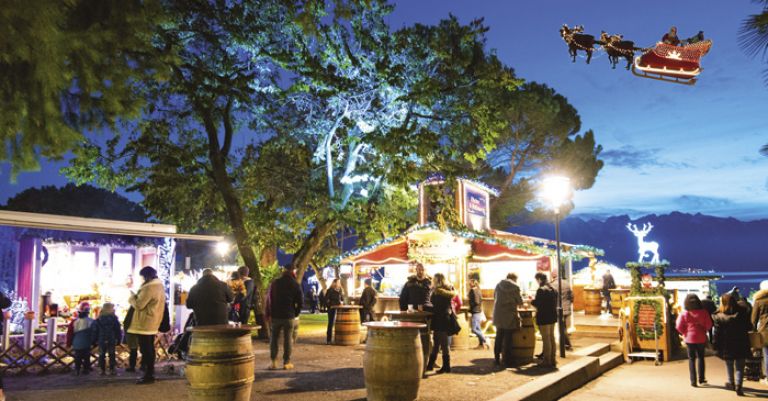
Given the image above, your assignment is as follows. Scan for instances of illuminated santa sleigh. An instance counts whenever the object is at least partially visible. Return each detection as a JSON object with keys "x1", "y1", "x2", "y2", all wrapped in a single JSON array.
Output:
[{"x1": 632, "y1": 40, "x2": 712, "y2": 85}]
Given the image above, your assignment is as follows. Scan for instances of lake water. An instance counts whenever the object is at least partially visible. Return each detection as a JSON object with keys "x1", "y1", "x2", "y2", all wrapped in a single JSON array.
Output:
[{"x1": 710, "y1": 271, "x2": 768, "y2": 298}]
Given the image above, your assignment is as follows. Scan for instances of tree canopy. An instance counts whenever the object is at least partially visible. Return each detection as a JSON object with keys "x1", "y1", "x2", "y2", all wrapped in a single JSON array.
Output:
[
  {"x1": 64, "y1": 0, "x2": 526, "y2": 288},
  {"x1": 2, "y1": 183, "x2": 147, "y2": 222},
  {"x1": 0, "y1": 0, "x2": 168, "y2": 178}
]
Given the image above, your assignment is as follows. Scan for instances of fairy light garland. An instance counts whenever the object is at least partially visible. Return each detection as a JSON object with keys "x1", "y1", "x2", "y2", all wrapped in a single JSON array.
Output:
[{"x1": 333, "y1": 222, "x2": 604, "y2": 265}]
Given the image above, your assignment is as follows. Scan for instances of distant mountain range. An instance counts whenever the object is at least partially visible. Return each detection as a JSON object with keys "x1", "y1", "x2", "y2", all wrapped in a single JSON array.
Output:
[{"x1": 510, "y1": 212, "x2": 768, "y2": 272}]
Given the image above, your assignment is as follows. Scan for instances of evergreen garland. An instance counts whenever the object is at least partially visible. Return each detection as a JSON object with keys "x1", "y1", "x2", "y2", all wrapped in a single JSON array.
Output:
[{"x1": 632, "y1": 298, "x2": 664, "y2": 340}]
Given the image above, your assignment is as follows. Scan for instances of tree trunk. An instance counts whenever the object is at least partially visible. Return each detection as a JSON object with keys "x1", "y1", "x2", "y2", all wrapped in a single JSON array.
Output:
[
  {"x1": 201, "y1": 109, "x2": 264, "y2": 333},
  {"x1": 292, "y1": 219, "x2": 337, "y2": 283}
]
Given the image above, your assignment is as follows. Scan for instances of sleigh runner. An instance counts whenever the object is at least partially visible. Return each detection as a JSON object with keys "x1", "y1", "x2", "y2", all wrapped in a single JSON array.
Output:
[{"x1": 632, "y1": 40, "x2": 713, "y2": 85}]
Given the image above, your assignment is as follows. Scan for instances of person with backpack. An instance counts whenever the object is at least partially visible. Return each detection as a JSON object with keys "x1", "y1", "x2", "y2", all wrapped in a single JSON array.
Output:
[
  {"x1": 92, "y1": 302, "x2": 122, "y2": 376},
  {"x1": 127, "y1": 266, "x2": 166, "y2": 384},
  {"x1": 426, "y1": 273, "x2": 457, "y2": 374}
]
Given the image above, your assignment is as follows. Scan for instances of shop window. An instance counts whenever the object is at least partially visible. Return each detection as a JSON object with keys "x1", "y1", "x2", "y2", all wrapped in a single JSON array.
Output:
[{"x1": 112, "y1": 251, "x2": 134, "y2": 285}]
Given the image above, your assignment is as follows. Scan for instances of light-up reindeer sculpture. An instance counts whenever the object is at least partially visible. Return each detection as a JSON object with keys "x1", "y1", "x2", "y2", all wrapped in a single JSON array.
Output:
[{"x1": 626, "y1": 222, "x2": 660, "y2": 264}]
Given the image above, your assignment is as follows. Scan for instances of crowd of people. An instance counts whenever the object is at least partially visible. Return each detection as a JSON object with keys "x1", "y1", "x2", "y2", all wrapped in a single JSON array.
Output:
[
  {"x1": 46, "y1": 266, "x2": 167, "y2": 384},
  {"x1": 676, "y1": 281, "x2": 768, "y2": 396}
]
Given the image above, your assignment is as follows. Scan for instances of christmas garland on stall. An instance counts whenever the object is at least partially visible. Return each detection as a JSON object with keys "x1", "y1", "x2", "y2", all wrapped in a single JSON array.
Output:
[{"x1": 627, "y1": 261, "x2": 669, "y2": 296}]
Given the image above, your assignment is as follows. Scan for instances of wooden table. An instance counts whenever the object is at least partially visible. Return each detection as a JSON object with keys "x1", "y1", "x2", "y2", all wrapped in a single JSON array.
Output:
[
  {"x1": 186, "y1": 324, "x2": 260, "y2": 401},
  {"x1": 332, "y1": 305, "x2": 363, "y2": 345},
  {"x1": 363, "y1": 322, "x2": 426, "y2": 401},
  {"x1": 383, "y1": 310, "x2": 433, "y2": 375}
]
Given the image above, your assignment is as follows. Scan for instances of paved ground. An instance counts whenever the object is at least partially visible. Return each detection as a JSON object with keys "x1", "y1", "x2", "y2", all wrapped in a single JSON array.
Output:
[
  {"x1": 3, "y1": 319, "x2": 600, "y2": 401},
  {"x1": 563, "y1": 355, "x2": 768, "y2": 400}
]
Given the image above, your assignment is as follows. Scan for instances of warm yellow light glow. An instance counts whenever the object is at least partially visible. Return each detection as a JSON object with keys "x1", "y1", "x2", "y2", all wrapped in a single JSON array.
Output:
[
  {"x1": 215, "y1": 241, "x2": 230, "y2": 256},
  {"x1": 540, "y1": 176, "x2": 572, "y2": 209}
]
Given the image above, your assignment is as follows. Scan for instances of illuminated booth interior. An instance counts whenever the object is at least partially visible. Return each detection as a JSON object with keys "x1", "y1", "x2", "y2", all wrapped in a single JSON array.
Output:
[{"x1": 340, "y1": 176, "x2": 600, "y2": 319}]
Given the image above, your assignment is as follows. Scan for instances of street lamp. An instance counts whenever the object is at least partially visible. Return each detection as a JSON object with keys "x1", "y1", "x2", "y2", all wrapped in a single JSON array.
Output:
[{"x1": 541, "y1": 175, "x2": 572, "y2": 359}]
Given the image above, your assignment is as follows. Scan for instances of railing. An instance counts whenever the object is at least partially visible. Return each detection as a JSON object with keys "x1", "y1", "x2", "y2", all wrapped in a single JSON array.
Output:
[{"x1": 0, "y1": 318, "x2": 178, "y2": 375}]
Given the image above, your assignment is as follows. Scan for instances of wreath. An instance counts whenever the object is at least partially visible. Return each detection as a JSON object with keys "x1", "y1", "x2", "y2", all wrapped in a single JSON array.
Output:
[
  {"x1": 632, "y1": 298, "x2": 664, "y2": 340},
  {"x1": 627, "y1": 261, "x2": 669, "y2": 297}
]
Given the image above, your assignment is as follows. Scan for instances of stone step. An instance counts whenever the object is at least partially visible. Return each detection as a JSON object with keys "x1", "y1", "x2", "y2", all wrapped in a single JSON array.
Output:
[
  {"x1": 572, "y1": 330, "x2": 620, "y2": 340},
  {"x1": 597, "y1": 351, "x2": 624, "y2": 375},
  {"x1": 572, "y1": 343, "x2": 611, "y2": 357}
]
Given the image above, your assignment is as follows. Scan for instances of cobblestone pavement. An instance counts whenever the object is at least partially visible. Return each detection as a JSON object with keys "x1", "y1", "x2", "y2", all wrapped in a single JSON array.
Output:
[{"x1": 5, "y1": 332, "x2": 596, "y2": 401}]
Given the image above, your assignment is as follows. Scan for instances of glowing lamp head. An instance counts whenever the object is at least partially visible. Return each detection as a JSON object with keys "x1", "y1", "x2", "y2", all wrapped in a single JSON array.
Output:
[
  {"x1": 216, "y1": 241, "x2": 230, "y2": 256},
  {"x1": 540, "y1": 176, "x2": 572, "y2": 210}
]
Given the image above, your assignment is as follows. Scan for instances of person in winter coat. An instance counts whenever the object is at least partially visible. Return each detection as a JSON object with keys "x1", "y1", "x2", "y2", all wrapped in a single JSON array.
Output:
[
  {"x1": 266, "y1": 265, "x2": 303, "y2": 370},
  {"x1": 399, "y1": 263, "x2": 432, "y2": 311},
  {"x1": 359, "y1": 279, "x2": 377, "y2": 323},
  {"x1": 532, "y1": 272, "x2": 558, "y2": 369},
  {"x1": 228, "y1": 271, "x2": 246, "y2": 321},
  {"x1": 0, "y1": 290, "x2": 10, "y2": 400},
  {"x1": 325, "y1": 279, "x2": 344, "y2": 344},
  {"x1": 127, "y1": 266, "x2": 166, "y2": 384},
  {"x1": 751, "y1": 280, "x2": 768, "y2": 386},
  {"x1": 601, "y1": 270, "x2": 616, "y2": 315},
  {"x1": 676, "y1": 294, "x2": 713, "y2": 387},
  {"x1": 238, "y1": 266, "x2": 255, "y2": 324},
  {"x1": 493, "y1": 273, "x2": 523, "y2": 365},
  {"x1": 714, "y1": 292, "x2": 753, "y2": 396},
  {"x1": 552, "y1": 277, "x2": 574, "y2": 351},
  {"x1": 66, "y1": 302, "x2": 94, "y2": 375},
  {"x1": 186, "y1": 269, "x2": 234, "y2": 326},
  {"x1": 702, "y1": 295, "x2": 717, "y2": 344},
  {"x1": 92, "y1": 302, "x2": 122, "y2": 375},
  {"x1": 426, "y1": 273, "x2": 456, "y2": 374},
  {"x1": 468, "y1": 279, "x2": 488, "y2": 350}
]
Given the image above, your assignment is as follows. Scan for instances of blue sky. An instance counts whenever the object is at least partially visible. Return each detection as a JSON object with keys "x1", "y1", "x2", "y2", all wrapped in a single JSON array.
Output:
[{"x1": 2, "y1": 1, "x2": 767, "y2": 220}]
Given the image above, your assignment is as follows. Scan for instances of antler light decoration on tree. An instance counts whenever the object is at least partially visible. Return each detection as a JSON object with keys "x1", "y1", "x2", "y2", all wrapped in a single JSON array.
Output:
[{"x1": 626, "y1": 222, "x2": 660, "y2": 264}]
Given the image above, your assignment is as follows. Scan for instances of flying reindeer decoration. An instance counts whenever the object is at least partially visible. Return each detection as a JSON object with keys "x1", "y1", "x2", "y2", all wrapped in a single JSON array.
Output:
[{"x1": 626, "y1": 222, "x2": 661, "y2": 264}]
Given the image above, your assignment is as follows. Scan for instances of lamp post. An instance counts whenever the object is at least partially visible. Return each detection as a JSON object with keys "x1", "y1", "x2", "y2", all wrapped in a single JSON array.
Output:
[{"x1": 541, "y1": 176, "x2": 572, "y2": 359}]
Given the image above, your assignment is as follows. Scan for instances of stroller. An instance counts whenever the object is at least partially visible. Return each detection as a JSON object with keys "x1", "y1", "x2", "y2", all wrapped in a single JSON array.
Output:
[{"x1": 168, "y1": 312, "x2": 197, "y2": 359}]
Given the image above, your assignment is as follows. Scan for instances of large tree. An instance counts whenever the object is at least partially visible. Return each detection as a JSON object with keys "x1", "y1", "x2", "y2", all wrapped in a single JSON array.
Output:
[
  {"x1": 0, "y1": 0, "x2": 167, "y2": 177},
  {"x1": 2, "y1": 183, "x2": 147, "y2": 221},
  {"x1": 65, "y1": 1, "x2": 518, "y2": 306},
  {"x1": 739, "y1": 1, "x2": 768, "y2": 155},
  {"x1": 473, "y1": 82, "x2": 603, "y2": 227}
]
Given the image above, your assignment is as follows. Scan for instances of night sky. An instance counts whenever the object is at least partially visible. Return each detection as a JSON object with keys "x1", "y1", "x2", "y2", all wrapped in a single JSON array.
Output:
[{"x1": 2, "y1": 1, "x2": 767, "y2": 220}]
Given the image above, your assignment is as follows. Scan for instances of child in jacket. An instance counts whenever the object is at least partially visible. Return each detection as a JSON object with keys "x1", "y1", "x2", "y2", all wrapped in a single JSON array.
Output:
[
  {"x1": 66, "y1": 302, "x2": 94, "y2": 375},
  {"x1": 92, "y1": 302, "x2": 122, "y2": 375}
]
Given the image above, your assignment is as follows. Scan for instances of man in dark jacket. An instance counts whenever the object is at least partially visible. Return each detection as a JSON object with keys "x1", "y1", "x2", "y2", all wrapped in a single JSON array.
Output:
[
  {"x1": 752, "y1": 280, "x2": 768, "y2": 386},
  {"x1": 532, "y1": 272, "x2": 558, "y2": 368},
  {"x1": 399, "y1": 262, "x2": 432, "y2": 311},
  {"x1": 267, "y1": 265, "x2": 303, "y2": 370},
  {"x1": 186, "y1": 269, "x2": 234, "y2": 326},
  {"x1": 601, "y1": 270, "x2": 616, "y2": 315},
  {"x1": 238, "y1": 266, "x2": 255, "y2": 324},
  {"x1": 359, "y1": 279, "x2": 377, "y2": 323}
]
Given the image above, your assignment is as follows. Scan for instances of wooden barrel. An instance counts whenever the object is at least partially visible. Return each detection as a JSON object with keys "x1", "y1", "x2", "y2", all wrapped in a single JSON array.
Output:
[
  {"x1": 584, "y1": 288, "x2": 603, "y2": 315},
  {"x1": 186, "y1": 325, "x2": 258, "y2": 401},
  {"x1": 334, "y1": 305, "x2": 362, "y2": 346},
  {"x1": 573, "y1": 284, "x2": 585, "y2": 311},
  {"x1": 508, "y1": 310, "x2": 535, "y2": 365},
  {"x1": 610, "y1": 289, "x2": 629, "y2": 316},
  {"x1": 450, "y1": 312, "x2": 471, "y2": 350},
  {"x1": 363, "y1": 321, "x2": 425, "y2": 401},
  {"x1": 385, "y1": 311, "x2": 433, "y2": 374}
]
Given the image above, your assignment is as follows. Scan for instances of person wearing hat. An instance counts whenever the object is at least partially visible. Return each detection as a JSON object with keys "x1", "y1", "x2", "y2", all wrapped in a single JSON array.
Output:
[
  {"x1": 265, "y1": 265, "x2": 303, "y2": 370},
  {"x1": 752, "y1": 280, "x2": 768, "y2": 386},
  {"x1": 66, "y1": 302, "x2": 95, "y2": 375},
  {"x1": 92, "y1": 302, "x2": 122, "y2": 376},
  {"x1": 127, "y1": 266, "x2": 166, "y2": 384}
]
